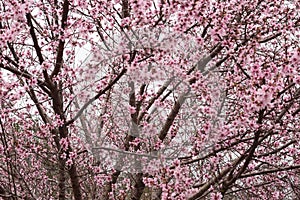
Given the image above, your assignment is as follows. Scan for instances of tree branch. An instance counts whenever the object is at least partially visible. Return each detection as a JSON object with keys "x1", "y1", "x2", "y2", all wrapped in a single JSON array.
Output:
[
  {"x1": 51, "y1": 0, "x2": 69, "y2": 78},
  {"x1": 65, "y1": 68, "x2": 127, "y2": 126},
  {"x1": 240, "y1": 164, "x2": 300, "y2": 179}
]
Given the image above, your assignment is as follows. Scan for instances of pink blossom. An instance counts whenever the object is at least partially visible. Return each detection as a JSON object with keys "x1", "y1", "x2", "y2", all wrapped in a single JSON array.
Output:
[{"x1": 210, "y1": 192, "x2": 223, "y2": 200}]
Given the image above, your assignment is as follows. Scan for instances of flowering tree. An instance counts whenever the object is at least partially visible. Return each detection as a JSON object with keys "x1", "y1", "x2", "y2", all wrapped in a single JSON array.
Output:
[{"x1": 1, "y1": 0, "x2": 300, "y2": 199}]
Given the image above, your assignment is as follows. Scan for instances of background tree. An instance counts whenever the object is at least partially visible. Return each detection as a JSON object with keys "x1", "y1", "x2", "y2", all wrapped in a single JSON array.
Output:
[{"x1": 0, "y1": 0, "x2": 300, "y2": 199}]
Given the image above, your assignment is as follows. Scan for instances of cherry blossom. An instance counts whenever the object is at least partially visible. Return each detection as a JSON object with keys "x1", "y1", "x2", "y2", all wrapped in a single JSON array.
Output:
[{"x1": 0, "y1": 0, "x2": 300, "y2": 199}]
